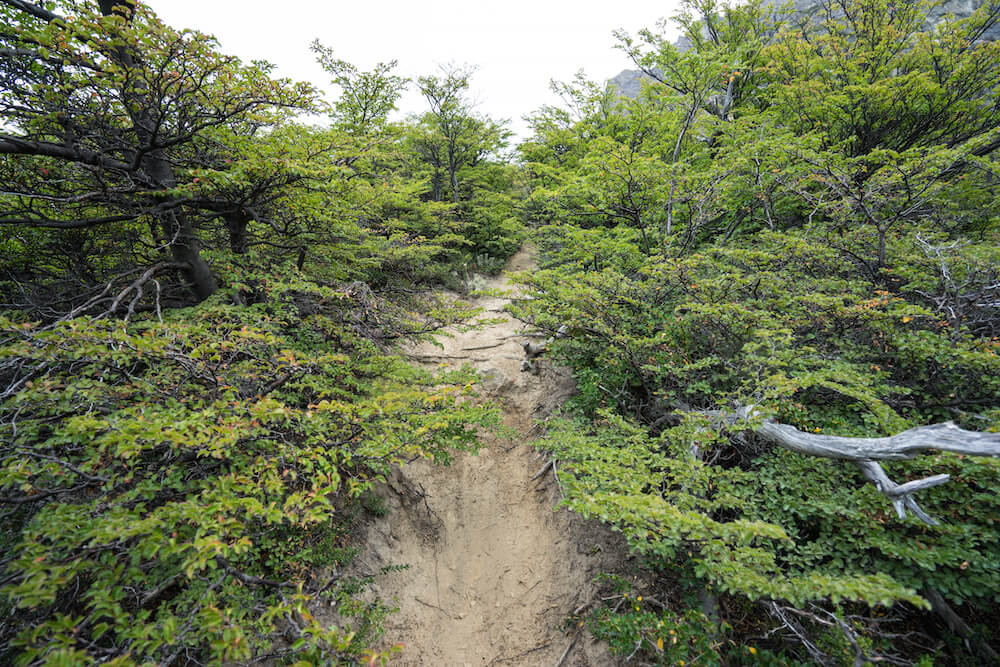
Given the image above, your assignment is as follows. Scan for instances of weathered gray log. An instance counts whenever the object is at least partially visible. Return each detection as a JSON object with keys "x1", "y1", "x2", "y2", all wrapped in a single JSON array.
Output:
[
  {"x1": 852, "y1": 461, "x2": 947, "y2": 525},
  {"x1": 755, "y1": 420, "x2": 1000, "y2": 461},
  {"x1": 742, "y1": 410, "x2": 1000, "y2": 525}
]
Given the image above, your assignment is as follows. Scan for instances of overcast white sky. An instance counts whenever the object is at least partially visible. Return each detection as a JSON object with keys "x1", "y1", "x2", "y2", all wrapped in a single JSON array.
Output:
[{"x1": 145, "y1": 1, "x2": 681, "y2": 141}]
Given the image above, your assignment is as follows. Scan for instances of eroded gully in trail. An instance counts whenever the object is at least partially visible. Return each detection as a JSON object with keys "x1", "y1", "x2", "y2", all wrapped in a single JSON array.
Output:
[{"x1": 355, "y1": 246, "x2": 628, "y2": 666}]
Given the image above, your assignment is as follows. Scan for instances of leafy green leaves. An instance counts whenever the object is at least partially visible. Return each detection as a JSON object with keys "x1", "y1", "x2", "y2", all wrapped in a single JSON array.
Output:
[
  {"x1": 516, "y1": 0, "x2": 1000, "y2": 659},
  {"x1": 0, "y1": 277, "x2": 498, "y2": 664}
]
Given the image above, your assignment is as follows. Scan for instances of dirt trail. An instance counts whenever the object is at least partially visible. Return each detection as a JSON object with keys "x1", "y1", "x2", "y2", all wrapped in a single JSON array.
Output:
[{"x1": 358, "y1": 246, "x2": 627, "y2": 666}]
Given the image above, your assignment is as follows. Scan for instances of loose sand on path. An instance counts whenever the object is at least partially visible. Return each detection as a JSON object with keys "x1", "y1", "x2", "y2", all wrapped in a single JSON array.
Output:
[{"x1": 355, "y1": 246, "x2": 629, "y2": 666}]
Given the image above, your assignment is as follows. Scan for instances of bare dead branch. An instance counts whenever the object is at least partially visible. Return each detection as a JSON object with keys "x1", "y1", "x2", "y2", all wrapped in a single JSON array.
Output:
[
  {"x1": 753, "y1": 417, "x2": 1000, "y2": 461},
  {"x1": 703, "y1": 406, "x2": 1000, "y2": 524}
]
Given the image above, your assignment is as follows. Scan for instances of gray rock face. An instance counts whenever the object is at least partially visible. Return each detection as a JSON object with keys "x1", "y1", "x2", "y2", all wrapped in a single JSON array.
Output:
[
  {"x1": 607, "y1": 68, "x2": 649, "y2": 99},
  {"x1": 608, "y1": 0, "x2": 997, "y2": 98}
]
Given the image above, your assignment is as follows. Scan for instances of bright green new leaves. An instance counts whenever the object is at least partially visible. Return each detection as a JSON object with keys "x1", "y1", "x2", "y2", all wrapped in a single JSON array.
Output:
[
  {"x1": 538, "y1": 412, "x2": 927, "y2": 610},
  {"x1": 763, "y1": 0, "x2": 1000, "y2": 155},
  {"x1": 516, "y1": 0, "x2": 1000, "y2": 660},
  {"x1": 0, "y1": 274, "x2": 498, "y2": 664}
]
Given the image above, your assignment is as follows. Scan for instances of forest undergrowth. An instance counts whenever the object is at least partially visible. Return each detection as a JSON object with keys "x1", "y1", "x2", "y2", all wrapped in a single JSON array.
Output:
[{"x1": 2, "y1": 0, "x2": 1000, "y2": 664}]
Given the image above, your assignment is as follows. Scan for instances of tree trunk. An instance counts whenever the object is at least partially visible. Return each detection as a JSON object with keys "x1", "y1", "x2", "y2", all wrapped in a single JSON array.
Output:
[
  {"x1": 141, "y1": 154, "x2": 217, "y2": 300},
  {"x1": 924, "y1": 588, "x2": 999, "y2": 661},
  {"x1": 224, "y1": 210, "x2": 250, "y2": 255},
  {"x1": 160, "y1": 209, "x2": 217, "y2": 301},
  {"x1": 448, "y1": 149, "x2": 460, "y2": 203},
  {"x1": 101, "y1": 0, "x2": 218, "y2": 301},
  {"x1": 432, "y1": 171, "x2": 443, "y2": 202}
]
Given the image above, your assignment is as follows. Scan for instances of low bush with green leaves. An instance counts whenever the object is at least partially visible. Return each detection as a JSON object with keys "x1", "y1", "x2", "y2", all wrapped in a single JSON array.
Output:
[
  {"x1": 514, "y1": 0, "x2": 1000, "y2": 660},
  {"x1": 0, "y1": 272, "x2": 498, "y2": 664}
]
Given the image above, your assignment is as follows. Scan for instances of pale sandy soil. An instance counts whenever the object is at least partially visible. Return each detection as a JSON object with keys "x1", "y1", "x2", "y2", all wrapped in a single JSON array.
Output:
[{"x1": 351, "y1": 246, "x2": 630, "y2": 666}]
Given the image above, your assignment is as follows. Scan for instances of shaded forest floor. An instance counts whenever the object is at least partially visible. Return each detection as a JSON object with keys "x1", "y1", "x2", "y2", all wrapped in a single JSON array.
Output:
[{"x1": 346, "y1": 247, "x2": 631, "y2": 665}]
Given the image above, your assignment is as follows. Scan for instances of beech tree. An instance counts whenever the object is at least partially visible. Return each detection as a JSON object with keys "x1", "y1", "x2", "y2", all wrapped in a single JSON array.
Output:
[
  {"x1": 0, "y1": 3, "x2": 515, "y2": 665},
  {"x1": 415, "y1": 65, "x2": 509, "y2": 203},
  {"x1": 516, "y1": 0, "x2": 1000, "y2": 662},
  {"x1": 615, "y1": 0, "x2": 779, "y2": 123},
  {"x1": 0, "y1": 0, "x2": 313, "y2": 310},
  {"x1": 311, "y1": 40, "x2": 408, "y2": 139}
]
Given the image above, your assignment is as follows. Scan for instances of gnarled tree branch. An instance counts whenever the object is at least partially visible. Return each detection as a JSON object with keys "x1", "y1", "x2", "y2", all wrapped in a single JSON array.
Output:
[
  {"x1": 734, "y1": 407, "x2": 1000, "y2": 525},
  {"x1": 754, "y1": 419, "x2": 1000, "y2": 461}
]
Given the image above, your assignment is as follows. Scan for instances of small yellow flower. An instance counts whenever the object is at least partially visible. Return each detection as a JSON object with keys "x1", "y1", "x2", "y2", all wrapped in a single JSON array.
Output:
[
  {"x1": 749, "y1": 647, "x2": 758, "y2": 655},
  {"x1": 637, "y1": 596, "x2": 642, "y2": 601}
]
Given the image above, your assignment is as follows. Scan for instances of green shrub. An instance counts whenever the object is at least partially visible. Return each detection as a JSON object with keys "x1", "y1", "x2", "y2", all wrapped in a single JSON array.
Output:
[{"x1": 0, "y1": 274, "x2": 498, "y2": 664}]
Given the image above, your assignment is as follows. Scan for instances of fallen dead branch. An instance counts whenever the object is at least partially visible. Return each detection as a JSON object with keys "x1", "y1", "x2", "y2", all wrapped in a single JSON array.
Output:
[
  {"x1": 531, "y1": 460, "x2": 554, "y2": 481},
  {"x1": 714, "y1": 406, "x2": 1000, "y2": 525},
  {"x1": 463, "y1": 342, "x2": 507, "y2": 351},
  {"x1": 554, "y1": 627, "x2": 582, "y2": 667},
  {"x1": 489, "y1": 642, "x2": 552, "y2": 665}
]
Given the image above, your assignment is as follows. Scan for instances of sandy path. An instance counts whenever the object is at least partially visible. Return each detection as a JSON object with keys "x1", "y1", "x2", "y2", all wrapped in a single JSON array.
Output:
[{"x1": 358, "y1": 247, "x2": 627, "y2": 666}]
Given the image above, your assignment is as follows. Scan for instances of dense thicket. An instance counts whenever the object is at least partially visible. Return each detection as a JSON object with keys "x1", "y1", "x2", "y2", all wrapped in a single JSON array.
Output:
[
  {"x1": 4, "y1": 0, "x2": 1000, "y2": 663},
  {"x1": 0, "y1": 0, "x2": 521, "y2": 663},
  {"x1": 514, "y1": 0, "x2": 1000, "y2": 663}
]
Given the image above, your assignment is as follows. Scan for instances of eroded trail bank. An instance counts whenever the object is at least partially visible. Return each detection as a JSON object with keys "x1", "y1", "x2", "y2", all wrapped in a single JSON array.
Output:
[{"x1": 357, "y1": 247, "x2": 627, "y2": 666}]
